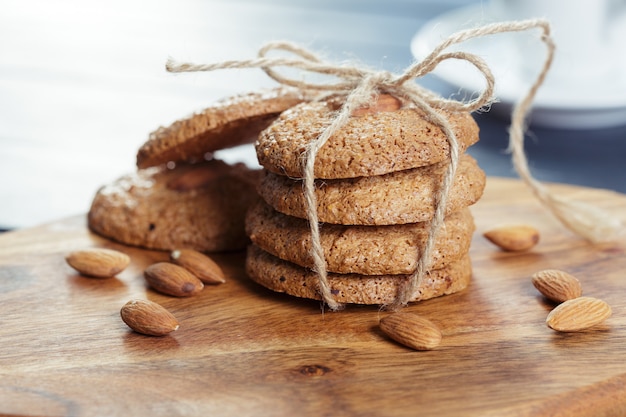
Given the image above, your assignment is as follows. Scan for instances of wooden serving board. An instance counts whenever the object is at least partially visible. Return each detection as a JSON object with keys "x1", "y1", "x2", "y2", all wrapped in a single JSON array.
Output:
[{"x1": 1, "y1": 177, "x2": 626, "y2": 417}]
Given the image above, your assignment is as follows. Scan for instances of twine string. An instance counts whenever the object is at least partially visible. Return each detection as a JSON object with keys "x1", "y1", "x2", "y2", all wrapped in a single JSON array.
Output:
[
  {"x1": 166, "y1": 18, "x2": 624, "y2": 310},
  {"x1": 506, "y1": 27, "x2": 625, "y2": 243}
]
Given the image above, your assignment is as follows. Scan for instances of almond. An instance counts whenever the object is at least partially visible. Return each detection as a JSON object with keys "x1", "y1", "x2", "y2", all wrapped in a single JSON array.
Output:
[
  {"x1": 170, "y1": 249, "x2": 225, "y2": 285},
  {"x1": 120, "y1": 299, "x2": 179, "y2": 336},
  {"x1": 351, "y1": 94, "x2": 402, "y2": 117},
  {"x1": 483, "y1": 224, "x2": 540, "y2": 251},
  {"x1": 546, "y1": 296, "x2": 612, "y2": 332},
  {"x1": 144, "y1": 262, "x2": 204, "y2": 297},
  {"x1": 379, "y1": 312, "x2": 442, "y2": 351},
  {"x1": 65, "y1": 248, "x2": 130, "y2": 278},
  {"x1": 532, "y1": 269, "x2": 582, "y2": 303}
]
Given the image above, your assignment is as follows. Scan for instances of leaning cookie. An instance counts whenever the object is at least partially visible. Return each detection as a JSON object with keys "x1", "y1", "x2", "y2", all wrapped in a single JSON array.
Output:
[
  {"x1": 246, "y1": 199, "x2": 475, "y2": 275},
  {"x1": 88, "y1": 159, "x2": 260, "y2": 252},
  {"x1": 137, "y1": 87, "x2": 313, "y2": 169},
  {"x1": 245, "y1": 245, "x2": 471, "y2": 305},
  {"x1": 258, "y1": 154, "x2": 485, "y2": 226},
  {"x1": 256, "y1": 94, "x2": 479, "y2": 179}
]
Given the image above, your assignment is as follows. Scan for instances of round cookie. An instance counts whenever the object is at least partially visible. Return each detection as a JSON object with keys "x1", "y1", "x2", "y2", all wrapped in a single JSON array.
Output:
[
  {"x1": 137, "y1": 87, "x2": 312, "y2": 169},
  {"x1": 88, "y1": 159, "x2": 260, "y2": 252},
  {"x1": 245, "y1": 244, "x2": 472, "y2": 305},
  {"x1": 246, "y1": 199, "x2": 475, "y2": 275},
  {"x1": 255, "y1": 94, "x2": 479, "y2": 179},
  {"x1": 258, "y1": 154, "x2": 485, "y2": 226}
]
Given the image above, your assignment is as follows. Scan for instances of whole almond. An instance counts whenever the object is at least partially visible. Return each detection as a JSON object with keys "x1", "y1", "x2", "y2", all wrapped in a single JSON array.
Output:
[
  {"x1": 144, "y1": 262, "x2": 204, "y2": 297},
  {"x1": 546, "y1": 296, "x2": 612, "y2": 332},
  {"x1": 379, "y1": 312, "x2": 442, "y2": 351},
  {"x1": 65, "y1": 248, "x2": 130, "y2": 278},
  {"x1": 351, "y1": 94, "x2": 402, "y2": 117},
  {"x1": 532, "y1": 269, "x2": 582, "y2": 303},
  {"x1": 120, "y1": 299, "x2": 179, "y2": 336},
  {"x1": 483, "y1": 224, "x2": 540, "y2": 252},
  {"x1": 170, "y1": 249, "x2": 225, "y2": 285}
]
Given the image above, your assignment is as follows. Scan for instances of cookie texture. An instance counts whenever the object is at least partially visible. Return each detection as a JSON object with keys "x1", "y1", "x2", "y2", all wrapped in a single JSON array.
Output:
[
  {"x1": 258, "y1": 154, "x2": 485, "y2": 225},
  {"x1": 256, "y1": 96, "x2": 479, "y2": 179},
  {"x1": 88, "y1": 159, "x2": 260, "y2": 252},
  {"x1": 246, "y1": 245, "x2": 472, "y2": 305},
  {"x1": 246, "y1": 199, "x2": 475, "y2": 275},
  {"x1": 137, "y1": 87, "x2": 311, "y2": 169}
]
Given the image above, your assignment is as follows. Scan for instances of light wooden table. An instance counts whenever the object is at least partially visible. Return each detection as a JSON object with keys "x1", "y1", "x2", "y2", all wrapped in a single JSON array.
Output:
[{"x1": 1, "y1": 177, "x2": 625, "y2": 416}]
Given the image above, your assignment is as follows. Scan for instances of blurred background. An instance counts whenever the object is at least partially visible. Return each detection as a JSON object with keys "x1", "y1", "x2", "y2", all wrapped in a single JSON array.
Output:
[{"x1": 1, "y1": 0, "x2": 625, "y2": 231}]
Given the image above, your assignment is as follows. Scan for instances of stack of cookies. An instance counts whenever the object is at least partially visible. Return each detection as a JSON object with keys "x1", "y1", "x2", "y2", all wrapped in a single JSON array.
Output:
[
  {"x1": 245, "y1": 94, "x2": 486, "y2": 305},
  {"x1": 88, "y1": 87, "x2": 310, "y2": 252}
]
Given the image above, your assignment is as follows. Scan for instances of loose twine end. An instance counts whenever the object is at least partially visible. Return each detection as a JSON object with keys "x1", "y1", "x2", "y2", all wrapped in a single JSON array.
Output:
[
  {"x1": 166, "y1": 18, "x2": 624, "y2": 310},
  {"x1": 547, "y1": 194, "x2": 625, "y2": 243}
]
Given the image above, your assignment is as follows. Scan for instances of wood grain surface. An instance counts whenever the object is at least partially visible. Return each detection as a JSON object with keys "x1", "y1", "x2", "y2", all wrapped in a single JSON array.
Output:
[{"x1": 1, "y1": 177, "x2": 625, "y2": 417}]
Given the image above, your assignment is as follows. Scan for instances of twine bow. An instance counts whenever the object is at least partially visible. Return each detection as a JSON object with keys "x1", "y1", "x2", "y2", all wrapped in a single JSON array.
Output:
[{"x1": 167, "y1": 19, "x2": 624, "y2": 310}]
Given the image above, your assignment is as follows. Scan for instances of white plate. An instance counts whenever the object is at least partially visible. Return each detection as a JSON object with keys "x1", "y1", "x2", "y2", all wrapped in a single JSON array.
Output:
[{"x1": 410, "y1": 4, "x2": 626, "y2": 129}]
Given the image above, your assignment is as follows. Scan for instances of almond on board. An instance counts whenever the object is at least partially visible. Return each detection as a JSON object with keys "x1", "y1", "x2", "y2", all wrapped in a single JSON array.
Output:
[
  {"x1": 144, "y1": 262, "x2": 204, "y2": 297},
  {"x1": 379, "y1": 312, "x2": 442, "y2": 351},
  {"x1": 120, "y1": 299, "x2": 179, "y2": 336},
  {"x1": 532, "y1": 269, "x2": 582, "y2": 303},
  {"x1": 483, "y1": 224, "x2": 540, "y2": 252},
  {"x1": 546, "y1": 296, "x2": 612, "y2": 332},
  {"x1": 170, "y1": 249, "x2": 225, "y2": 285},
  {"x1": 65, "y1": 247, "x2": 130, "y2": 278}
]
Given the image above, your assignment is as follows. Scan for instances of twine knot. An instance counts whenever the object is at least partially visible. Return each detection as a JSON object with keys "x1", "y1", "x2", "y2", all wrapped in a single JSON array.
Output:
[{"x1": 166, "y1": 18, "x2": 624, "y2": 311}]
